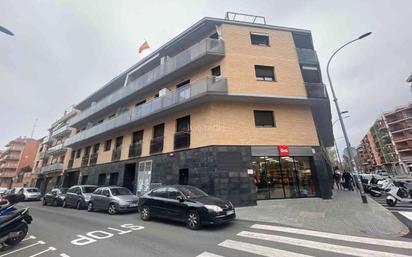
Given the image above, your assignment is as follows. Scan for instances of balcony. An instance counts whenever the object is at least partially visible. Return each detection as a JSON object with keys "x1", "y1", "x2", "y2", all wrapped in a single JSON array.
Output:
[
  {"x1": 305, "y1": 83, "x2": 327, "y2": 98},
  {"x1": 4, "y1": 154, "x2": 20, "y2": 161},
  {"x1": 112, "y1": 148, "x2": 121, "y2": 161},
  {"x1": 51, "y1": 124, "x2": 71, "y2": 138},
  {"x1": 150, "y1": 137, "x2": 164, "y2": 154},
  {"x1": 68, "y1": 159, "x2": 74, "y2": 169},
  {"x1": 47, "y1": 143, "x2": 67, "y2": 155},
  {"x1": 174, "y1": 131, "x2": 190, "y2": 149},
  {"x1": 296, "y1": 48, "x2": 319, "y2": 65},
  {"x1": 65, "y1": 76, "x2": 228, "y2": 146},
  {"x1": 81, "y1": 155, "x2": 90, "y2": 167},
  {"x1": 128, "y1": 143, "x2": 142, "y2": 158},
  {"x1": 39, "y1": 163, "x2": 63, "y2": 174},
  {"x1": 89, "y1": 153, "x2": 98, "y2": 165},
  {"x1": 68, "y1": 38, "x2": 225, "y2": 127}
]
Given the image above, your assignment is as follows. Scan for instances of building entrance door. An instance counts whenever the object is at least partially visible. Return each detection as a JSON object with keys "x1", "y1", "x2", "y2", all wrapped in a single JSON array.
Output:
[{"x1": 123, "y1": 163, "x2": 136, "y2": 193}]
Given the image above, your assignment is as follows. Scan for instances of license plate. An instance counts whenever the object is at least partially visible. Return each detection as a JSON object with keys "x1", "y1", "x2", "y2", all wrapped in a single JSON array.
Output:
[
  {"x1": 226, "y1": 210, "x2": 234, "y2": 215},
  {"x1": 129, "y1": 204, "x2": 138, "y2": 207}
]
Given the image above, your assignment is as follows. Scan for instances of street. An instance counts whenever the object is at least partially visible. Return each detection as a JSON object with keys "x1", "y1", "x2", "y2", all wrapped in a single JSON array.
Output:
[{"x1": 1, "y1": 202, "x2": 412, "y2": 257}]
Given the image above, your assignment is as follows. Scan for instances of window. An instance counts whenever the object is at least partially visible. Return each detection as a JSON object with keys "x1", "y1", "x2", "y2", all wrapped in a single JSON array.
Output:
[
  {"x1": 153, "y1": 124, "x2": 165, "y2": 138},
  {"x1": 93, "y1": 143, "x2": 100, "y2": 154},
  {"x1": 292, "y1": 32, "x2": 314, "y2": 49},
  {"x1": 255, "y1": 65, "x2": 275, "y2": 81},
  {"x1": 101, "y1": 189, "x2": 110, "y2": 197},
  {"x1": 135, "y1": 100, "x2": 146, "y2": 107},
  {"x1": 211, "y1": 66, "x2": 221, "y2": 77},
  {"x1": 151, "y1": 187, "x2": 168, "y2": 198},
  {"x1": 76, "y1": 149, "x2": 81, "y2": 158},
  {"x1": 108, "y1": 113, "x2": 116, "y2": 119},
  {"x1": 115, "y1": 136, "x2": 123, "y2": 148},
  {"x1": 104, "y1": 139, "x2": 112, "y2": 151},
  {"x1": 254, "y1": 110, "x2": 275, "y2": 127},
  {"x1": 132, "y1": 130, "x2": 144, "y2": 144},
  {"x1": 176, "y1": 116, "x2": 190, "y2": 132},
  {"x1": 250, "y1": 32, "x2": 269, "y2": 46},
  {"x1": 301, "y1": 65, "x2": 321, "y2": 83},
  {"x1": 167, "y1": 187, "x2": 182, "y2": 199},
  {"x1": 176, "y1": 80, "x2": 190, "y2": 89},
  {"x1": 209, "y1": 32, "x2": 219, "y2": 39},
  {"x1": 84, "y1": 146, "x2": 91, "y2": 157},
  {"x1": 70, "y1": 150, "x2": 75, "y2": 160}
]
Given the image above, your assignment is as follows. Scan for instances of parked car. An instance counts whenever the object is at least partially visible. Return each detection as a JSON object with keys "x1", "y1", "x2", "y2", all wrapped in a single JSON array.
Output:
[
  {"x1": 11, "y1": 187, "x2": 41, "y2": 201},
  {"x1": 0, "y1": 187, "x2": 8, "y2": 197},
  {"x1": 42, "y1": 188, "x2": 68, "y2": 207},
  {"x1": 63, "y1": 185, "x2": 98, "y2": 209},
  {"x1": 138, "y1": 185, "x2": 235, "y2": 230},
  {"x1": 88, "y1": 186, "x2": 139, "y2": 215}
]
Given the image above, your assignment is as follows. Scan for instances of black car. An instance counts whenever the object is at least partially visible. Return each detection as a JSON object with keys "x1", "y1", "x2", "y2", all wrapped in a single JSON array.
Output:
[
  {"x1": 138, "y1": 185, "x2": 235, "y2": 230},
  {"x1": 63, "y1": 185, "x2": 98, "y2": 209},
  {"x1": 42, "y1": 188, "x2": 68, "y2": 207}
]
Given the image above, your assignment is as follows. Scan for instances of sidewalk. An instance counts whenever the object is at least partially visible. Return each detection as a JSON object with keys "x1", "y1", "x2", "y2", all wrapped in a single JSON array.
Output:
[{"x1": 236, "y1": 189, "x2": 409, "y2": 237}]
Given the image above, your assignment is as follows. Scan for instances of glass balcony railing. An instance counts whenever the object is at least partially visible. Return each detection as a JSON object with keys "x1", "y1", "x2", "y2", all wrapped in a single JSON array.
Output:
[
  {"x1": 39, "y1": 163, "x2": 63, "y2": 174},
  {"x1": 64, "y1": 76, "x2": 228, "y2": 146},
  {"x1": 296, "y1": 48, "x2": 319, "y2": 65},
  {"x1": 51, "y1": 124, "x2": 70, "y2": 138},
  {"x1": 47, "y1": 143, "x2": 67, "y2": 154},
  {"x1": 305, "y1": 83, "x2": 327, "y2": 98},
  {"x1": 69, "y1": 38, "x2": 225, "y2": 127}
]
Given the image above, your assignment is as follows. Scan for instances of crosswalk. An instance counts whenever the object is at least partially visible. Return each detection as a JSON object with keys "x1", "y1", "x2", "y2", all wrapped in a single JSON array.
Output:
[
  {"x1": 196, "y1": 223, "x2": 412, "y2": 257},
  {"x1": 373, "y1": 196, "x2": 412, "y2": 226}
]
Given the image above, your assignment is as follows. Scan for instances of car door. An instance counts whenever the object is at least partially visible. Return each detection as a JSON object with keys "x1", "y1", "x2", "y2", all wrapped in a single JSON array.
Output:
[
  {"x1": 49, "y1": 189, "x2": 58, "y2": 204},
  {"x1": 164, "y1": 187, "x2": 187, "y2": 221},
  {"x1": 149, "y1": 187, "x2": 168, "y2": 218},
  {"x1": 101, "y1": 189, "x2": 111, "y2": 210},
  {"x1": 66, "y1": 187, "x2": 76, "y2": 206},
  {"x1": 91, "y1": 189, "x2": 101, "y2": 209},
  {"x1": 73, "y1": 187, "x2": 81, "y2": 206}
]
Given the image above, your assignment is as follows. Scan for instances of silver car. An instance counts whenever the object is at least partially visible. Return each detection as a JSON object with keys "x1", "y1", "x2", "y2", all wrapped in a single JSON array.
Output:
[
  {"x1": 13, "y1": 187, "x2": 41, "y2": 201},
  {"x1": 88, "y1": 186, "x2": 139, "y2": 215}
]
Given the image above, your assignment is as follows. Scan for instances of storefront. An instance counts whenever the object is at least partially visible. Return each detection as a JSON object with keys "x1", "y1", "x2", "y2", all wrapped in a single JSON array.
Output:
[{"x1": 251, "y1": 146, "x2": 317, "y2": 200}]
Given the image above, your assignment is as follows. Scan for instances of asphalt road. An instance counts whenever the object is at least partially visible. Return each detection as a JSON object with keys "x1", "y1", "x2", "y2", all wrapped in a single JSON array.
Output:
[{"x1": 1, "y1": 201, "x2": 412, "y2": 257}]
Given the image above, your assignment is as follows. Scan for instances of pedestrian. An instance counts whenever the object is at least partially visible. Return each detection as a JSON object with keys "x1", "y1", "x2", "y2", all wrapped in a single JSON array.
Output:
[
  {"x1": 333, "y1": 167, "x2": 342, "y2": 190},
  {"x1": 342, "y1": 170, "x2": 354, "y2": 191}
]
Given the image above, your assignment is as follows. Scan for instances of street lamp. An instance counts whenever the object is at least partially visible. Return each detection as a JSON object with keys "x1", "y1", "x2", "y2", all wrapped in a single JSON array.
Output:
[
  {"x1": 0, "y1": 26, "x2": 14, "y2": 36},
  {"x1": 333, "y1": 116, "x2": 349, "y2": 170},
  {"x1": 326, "y1": 32, "x2": 372, "y2": 204}
]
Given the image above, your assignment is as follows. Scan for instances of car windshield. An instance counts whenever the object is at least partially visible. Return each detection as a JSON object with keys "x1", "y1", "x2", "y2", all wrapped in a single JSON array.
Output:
[
  {"x1": 178, "y1": 186, "x2": 208, "y2": 199},
  {"x1": 59, "y1": 188, "x2": 68, "y2": 194},
  {"x1": 83, "y1": 187, "x2": 97, "y2": 193},
  {"x1": 111, "y1": 188, "x2": 132, "y2": 196},
  {"x1": 26, "y1": 188, "x2": 38, "y2": 193}
]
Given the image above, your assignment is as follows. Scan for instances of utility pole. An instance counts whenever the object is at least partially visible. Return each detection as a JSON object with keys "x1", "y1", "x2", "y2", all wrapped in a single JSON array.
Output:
[{"x1": 31, "y1": 118, "x2": 38, "y2": 138}]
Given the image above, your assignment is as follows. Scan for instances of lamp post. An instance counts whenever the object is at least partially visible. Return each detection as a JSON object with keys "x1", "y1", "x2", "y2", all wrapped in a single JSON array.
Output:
[
  {"x1": 326, "y1": 32, "x2": 372, "y2": 204},
  {"x1": 332, "y1": 115, "x2": 350, "y2": 169}
]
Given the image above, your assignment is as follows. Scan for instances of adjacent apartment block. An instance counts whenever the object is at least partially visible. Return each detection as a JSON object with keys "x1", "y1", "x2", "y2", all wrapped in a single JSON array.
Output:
[
  {"x1": 357, "y1": 102, "x2": 412, "y2": 174},
  {"x1": 60, "y1": 14, "x2": 334, "y2": 206},
  {"x1": 33, "y1": 108, "x2": 77, "y2": 194},
  {"x1": 0, "y1": 137, "x2": 39, "y2": 188}
]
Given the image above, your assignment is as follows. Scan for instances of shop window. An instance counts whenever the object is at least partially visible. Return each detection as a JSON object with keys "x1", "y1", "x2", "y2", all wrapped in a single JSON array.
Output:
[
  {"x1": 98, "y1": 174, "x2": 106, "y2": 186},
  {"x1": 255, "y1": 65, "x2": 275, "y2": 81},
  {"x1": 254, "y1": 110, "x2": 275, "y2": 127},
  {"x1": 211, "y1": 66, "x2": 221, "y2": 77},
  {"x1": 250, "y1": 32, "x2": 269, "y2": 46},
  {"x1": 292, "y1": 32, "x2": 314, "y2": 49},
  {"x1": 301, "y1": 65, "x2": 321, "y2": 83},
  {"x1": 104, "y1": 139, "x2": 112, "y2": 151},
  {"x1": 109, "y1": 172, "x2": 119, "y2": 185}
]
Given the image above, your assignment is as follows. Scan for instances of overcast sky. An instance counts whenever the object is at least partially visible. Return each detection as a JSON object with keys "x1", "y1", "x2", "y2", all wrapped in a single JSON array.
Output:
[{"x1": 0, "y1": 0, "x2": 411, "y2": 156}]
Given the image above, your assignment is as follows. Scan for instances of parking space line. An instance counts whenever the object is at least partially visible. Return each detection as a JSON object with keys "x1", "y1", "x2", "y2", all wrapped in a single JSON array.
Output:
[
  {"x1": 60, "y1": 254, "x2": 71, "y2": 257},
  {"x1": 22, "y1": 235, "x2": 37, "y2": 241},
  {"x1": 28, "y1": 247, "x2": 56, "y2": 257},
  {"x1": 196, "y1": 252, "x2": 225, "y2": 257},
  {"x1": 0, "y1": 241, "x2": 45, "y2": 257}
]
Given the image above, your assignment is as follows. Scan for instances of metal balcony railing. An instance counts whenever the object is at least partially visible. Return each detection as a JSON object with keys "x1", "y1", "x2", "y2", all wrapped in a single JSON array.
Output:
[
  {"x1": 65, "y1": 76, "x2": 228, "y2": 146},
  {"x1": 128, "y1": 142, "x2": 142, "y2": 158},
  {"x1": 296, "y1": 48, "x2": 319, "y2": 65},
  {"x1": 68, "y1": 159, "x2": 74, "y2": 169},
  {"x1": 47, "y1": 143, "x2": 67, "y2": 154},
  {"x1": 150, "y1": 137, "x2": 164, "y2": 154},
  {"x1": 39, "y1": 163, "x2": 63, "y2": 174},
  {"x1": 112, "y1": 148, "x2": 122, "y2": 161},
  {"x1": 89, "y1": 153, "x2": 98, "y2": 165},
  {"x1": 305, "y1": 83, "x2": 327, "y2": 98},
  {"x1": 69, "y1": 38, "x2": 224, "y2": 127},
  {"x1": 51, "y1": 124, "x2": 70, "y2": 138},
  {"x1": 81, "y1": 155, "x2": 90, "y2": 167},
  {"x1": 174, "y1": 131, "x2": 190, "y2": 149}
]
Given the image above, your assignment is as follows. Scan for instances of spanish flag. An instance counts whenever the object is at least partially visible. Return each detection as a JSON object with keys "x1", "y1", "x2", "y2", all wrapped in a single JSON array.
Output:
[{"x1": 138, "y1": 40, "x2": 150, "y2": 53}]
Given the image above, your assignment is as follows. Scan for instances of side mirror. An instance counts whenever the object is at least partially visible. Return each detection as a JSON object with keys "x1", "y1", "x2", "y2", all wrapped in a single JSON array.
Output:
[{"x1": 176, "y1": 196, "x2": 184, "y2": 202}]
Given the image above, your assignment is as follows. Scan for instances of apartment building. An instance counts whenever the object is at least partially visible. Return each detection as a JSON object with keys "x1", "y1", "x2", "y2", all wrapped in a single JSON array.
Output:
[
  {"x1": 0, "y1": 137, "x2": 39, "y2": 188},
  {"x1": 33, "y1": 108, "x2": 77, "y2": 194},
  {"x1": 61, "y1": 14, "x2": 334, "y2": 206},
  {"x1": 384, "y1": 102, "x2": 412, "y2": 173}
]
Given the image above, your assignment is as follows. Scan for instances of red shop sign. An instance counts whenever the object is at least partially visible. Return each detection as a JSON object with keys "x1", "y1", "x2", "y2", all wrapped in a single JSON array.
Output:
[{"x1": 278, "y1": 146, "x2": 289, "y2": 156}]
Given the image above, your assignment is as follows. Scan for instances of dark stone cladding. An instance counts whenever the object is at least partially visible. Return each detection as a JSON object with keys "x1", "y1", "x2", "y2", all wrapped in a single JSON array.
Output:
[{"x1": 65, "y1": 146, "x2": 257, "y2": 207}]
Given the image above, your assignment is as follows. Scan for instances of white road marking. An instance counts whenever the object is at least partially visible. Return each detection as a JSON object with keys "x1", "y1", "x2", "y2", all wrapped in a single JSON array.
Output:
[
  {"x1": 22, "y1": 235, "x2": 37, "y2": 241},
  {"x1": 251, "y1": 224, "x2": 412, "y2": 249},
  {"x1": 28, "y1": 247, "x2": 56, "y2": 257},
  {"x1": 0, "y1": 241, "x2": 46, "y2": 257},
  {"x1": 219, "y1": 240, "x2": 314, "y2": 257},
  {"x1": 238, "y1": 231, "x2": 411, "y2": 257},
  {"x1": 398, "y1": 211, "x2": 412, "y2": 222},
  {"x1": 196, "y1": 252, "x2": 225, "y2": 257},
  {"x1": 60, "y1": 254, "x2": 71, "y2": 257}
]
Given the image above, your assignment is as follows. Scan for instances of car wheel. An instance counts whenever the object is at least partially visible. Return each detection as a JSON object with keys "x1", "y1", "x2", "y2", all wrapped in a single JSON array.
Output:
[
  {"x1": 386, "y1": 198, "x2": 397, "y2": 207},
  {"x1": 53, "y1": 199, "x2": 58, "y2": 207},
  {"x1": 108, "y1": 203, "x2": 117, "y2": 215},
  {"x1": 42, "y1": 198, "x2": 47, "y2": 206},
  {"x1": 62, "y1": 200, "x2": 67, "y2": 208},
  {"x1": 186, "y1": 210, "x2": 200, "y2": 230},
  {"x1": 87, "y1": 202, "x2": 94, "y2": 212},
  {"x1": 140, "y1": 205, "x2": 151, "y2": 221},
  {"x1": 5, "y1": 222, "x2": 28, "y2": 246},
  {"x1": 76, "y1": 201, "x2": 82, "y2": 210}
]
